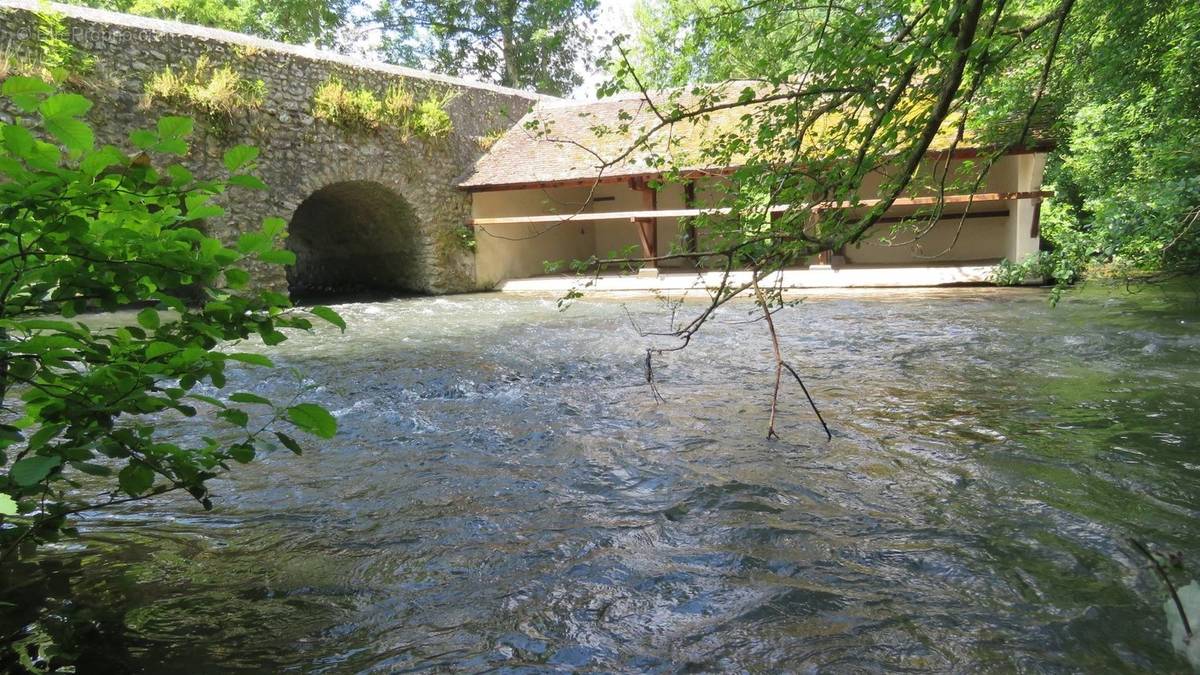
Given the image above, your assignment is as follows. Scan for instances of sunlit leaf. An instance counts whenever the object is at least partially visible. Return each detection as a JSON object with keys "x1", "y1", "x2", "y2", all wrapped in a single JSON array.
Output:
[{"x1": 286, "y1": 403, "x2": 337, "y2": 439}]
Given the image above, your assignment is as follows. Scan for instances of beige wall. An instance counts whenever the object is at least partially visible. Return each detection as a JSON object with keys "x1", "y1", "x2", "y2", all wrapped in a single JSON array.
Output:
[
  {"x1": 473, "y1": 187, "x2": 596, "y2": 286},
  {"x1": 844, "y1": 216, "x2": 1010, "y2": 264},
  {"x1": 471, "y1": 153, "x2": 1047, "y2": 284}
]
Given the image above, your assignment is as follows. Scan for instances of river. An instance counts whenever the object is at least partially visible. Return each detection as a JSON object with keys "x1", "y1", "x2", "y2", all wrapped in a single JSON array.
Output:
[{"x1": 20, "y1": 284, "x2": 1200, "y2": 672}]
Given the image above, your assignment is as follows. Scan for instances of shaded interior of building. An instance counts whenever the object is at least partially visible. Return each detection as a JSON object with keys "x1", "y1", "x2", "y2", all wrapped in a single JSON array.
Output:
[{"x1": 286, "y1": 181, "x2": 424, "y2": 300}]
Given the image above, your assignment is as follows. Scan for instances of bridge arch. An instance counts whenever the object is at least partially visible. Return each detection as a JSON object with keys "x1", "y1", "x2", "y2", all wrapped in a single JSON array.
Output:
[{"x1": 285, "y1": 181, "x2": 425, "y2": 299}]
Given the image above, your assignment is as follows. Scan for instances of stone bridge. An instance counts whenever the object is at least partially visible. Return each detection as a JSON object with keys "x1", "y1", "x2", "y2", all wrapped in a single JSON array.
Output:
[{"x1": 0, "y1": 0, "x2": 542, "y2": 295}]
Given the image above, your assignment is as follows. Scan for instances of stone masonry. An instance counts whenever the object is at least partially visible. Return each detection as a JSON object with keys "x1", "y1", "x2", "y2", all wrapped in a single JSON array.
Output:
[{"x1": 0, "y1": 0, "x2": 543, "y2": 294}]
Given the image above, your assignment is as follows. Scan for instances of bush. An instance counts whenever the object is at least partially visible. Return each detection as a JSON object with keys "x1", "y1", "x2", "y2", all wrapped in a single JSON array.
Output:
[
  {"x1": 312, "y1": 78, "x2": 453, "y2": 139},
  {"x1": 412, "y1": 92, "x2": 454, "y2": 139},
  {"x1": 0, "y1": 9, "x2": 96, "y2": 90},
  {"x1": 0, "y1": 76, "x2": 343, "y2": 669},
  {"x1": 312, "y1": 77, "x2": 383, "y2": 129},
  {"x1": 144, "y1": 56, "x2": 266, "y2": 126}
]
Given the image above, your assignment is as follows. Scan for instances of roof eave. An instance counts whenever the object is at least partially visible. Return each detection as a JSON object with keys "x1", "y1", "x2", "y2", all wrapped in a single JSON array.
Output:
[{"x1": 456, "y1": 142, "x2": 1057, "y2": 193}]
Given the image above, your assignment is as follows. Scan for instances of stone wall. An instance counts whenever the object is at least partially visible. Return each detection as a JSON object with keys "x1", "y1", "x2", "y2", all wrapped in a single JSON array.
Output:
[{"x1": 0, "y1": 0, "x2": 542, "y2": 294}]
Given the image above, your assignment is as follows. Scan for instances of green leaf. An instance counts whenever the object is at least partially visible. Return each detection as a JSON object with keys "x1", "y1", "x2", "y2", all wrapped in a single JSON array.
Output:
[
  {"x1": 224, "y1": 268, "x2": 250, "y2": 288},
  {"x1": 2, "y1": 76, "x2": 54, "y2": 98},
  {"x1": 0, "y1": 493, "x2": 17, "y2": 516},
  {"x1": 137, "y1": 308, "x2": 161, "y2": 330},
  {"x1": 219, "y1": 408, "x2": 249, "y2": 428},
  {"x1": 1, "y1": 76, "x2": 53, "y2": 110},
  {"x1": 223, "y1": 145, "x2": 259, "y2": 172},
  {"x1": 229, "y1": 444, "x2": 255, "y2": 463},
  {"x1": 2, "y1": 124, "x2": 35, "y2": 156},
  {"x1": 70, "y1": 462, "x2": 113, "y2": 477},
  {"x1": 259, "y1": 249, "x2": 296, "y2": 266},
  {"x1": 261, "y1": 217, "x2": 287, "y2": 238},
  {"x1": 228, "y1": 174, "x2": 268, "y2": 190},
  {"x1": 310, "y1": 306, "x2": 347, "y2": 332},
  {"x1": 0, "y1": 425, "x2": 24, "y2": 448},
  {"x1": 274, "y1": 431, "x2": 304, "y2": 455},
  {"x1": 154, "y1": 138, "x2": 189, "y2": 155},
  {"x1": 129, "y1": 128, "x2": 157, "y2": 149},
  {"x1": 16, "y1": 319, "x2": 87, "y2": 334},
  {"x1": 225, "y1": 352, "x2": 274, "y2": 367},
  {"x1": 80, "y1": 146, "x2": 126, "y2": 177},
  {"x1": 184, "y1": 193, "x2": 224, "y2": 219},
  {"x1": 157, "y1": 116, "x2": 194, "y2": 140},
  {"x1": 146, "y1": 341, "x2": 178, "y2": 359},
  {"x1": 39, "y1": 93, "x2": 92, "y2": 119},
  {"x1": 27, "y1": 424, "x2": 65, "y2": 452},
  {"x1": 118, "y1": 463, "x2": 155, "y2": 495},
  {"x1": 187, "y1": 393, "x2": 227, "y2": 408},
  {"x1": 11, "y1": 456, "x2": 62, "y2": 487},
  {"x1": 236, "y1": 231, "x2": 271, "y2": 254},
  {"x1": 43, "y1": 116, "x2": 94, "y2": 153},
  {"x1": 229, "y1": 392, "x2": 271, "y2": 405},
  {"x1": 286, "y1": 403, "x2": 337, "y2": 439}
]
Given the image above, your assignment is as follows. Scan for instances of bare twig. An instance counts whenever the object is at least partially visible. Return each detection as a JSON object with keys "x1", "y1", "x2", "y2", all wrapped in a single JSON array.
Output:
[
  {"x1": 751, "y1": 276, "x2": 832, "y2": 441},
  {"x1": 1130, "y1": 538, "x2": 1193, "y2": 640}
]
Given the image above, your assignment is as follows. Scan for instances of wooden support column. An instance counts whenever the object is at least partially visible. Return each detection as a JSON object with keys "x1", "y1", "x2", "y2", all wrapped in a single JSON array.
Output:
[
  {"x1": 629, "y1": 178, "x2": 658, "y2": 266},
  {"x1": 683, "y1": 181, "x2": 698, "y2": 255}
]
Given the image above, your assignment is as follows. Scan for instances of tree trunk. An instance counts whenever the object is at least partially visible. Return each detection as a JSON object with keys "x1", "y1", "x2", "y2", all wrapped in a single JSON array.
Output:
[{"x1": 500, "y1": 0, "x2": 520, "y2": 88}]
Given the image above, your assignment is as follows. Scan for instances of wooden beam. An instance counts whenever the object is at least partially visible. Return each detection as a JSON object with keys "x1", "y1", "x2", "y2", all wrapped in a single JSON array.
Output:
[
  {"x1": 467, "y1": 191, "x2": 1053, "y2": 226},
  {"x1": 460, "y1": 169, "x2": 729, "y2": 194},
  {"x1": 874, "y1": 209, "x2": 1009, "y2": 224},
  {"x1": 457, "y1": 145, "x2": 1056, "y2": 193},
  {"x1": 630, "y1": 177, "x2": 658, "y2": 260}
]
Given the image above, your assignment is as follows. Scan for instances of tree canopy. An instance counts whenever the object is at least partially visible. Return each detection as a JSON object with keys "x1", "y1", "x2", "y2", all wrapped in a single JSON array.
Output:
[
  {"x1": 615, "y1": 0, "x2": 1199, "y2": 288},
  {"x1": 63, "y1": 0, "x2": 357, "y2": 47},
  {"x1": 372, "y1": 0, "x2": 599, "y2": 95},
  {"x1": 66, "y1": 0, "x2": 600, "y2": 95}
]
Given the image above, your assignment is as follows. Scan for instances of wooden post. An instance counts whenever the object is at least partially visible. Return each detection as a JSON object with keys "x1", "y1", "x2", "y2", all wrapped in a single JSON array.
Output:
[
  {"x1": 630, "y1": 178, "x2": 658, "y2": 265},
  {"x1": 683, "y1": 181, "x2": 698, "y2": 255}
]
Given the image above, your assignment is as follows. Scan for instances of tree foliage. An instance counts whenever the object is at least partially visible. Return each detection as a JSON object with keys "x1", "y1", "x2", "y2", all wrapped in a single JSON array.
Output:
[
  {"x1": 63, "y1": 0, "x2": 357, "y2": 47},
  {"x1": 572, "y1": 0, "x2": 1079, "y2": 434},
  {"x1": 0, "y1": 77, "x2": 344, "y2": 666},
  {"x1": 372, "y1": 0, "x2": 599, "y2": 96},
  {"x1": 616, "y1": 0, "x2": 813, "y2": 88},
  {"x1": 1039, "y1": 0, "x2": 1200, "y2": 281},
  {"x1": 618, "y1": 0, "x2": 1200, "y2": 286}
]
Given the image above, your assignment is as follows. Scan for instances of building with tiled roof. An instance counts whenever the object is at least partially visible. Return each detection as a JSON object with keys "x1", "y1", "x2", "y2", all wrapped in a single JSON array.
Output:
[{"x1": 459, "y1": 84, "x2": 1054, "y2": 291}]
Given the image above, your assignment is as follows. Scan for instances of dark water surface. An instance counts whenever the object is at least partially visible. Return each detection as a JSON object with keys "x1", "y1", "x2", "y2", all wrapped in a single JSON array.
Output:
[{"x1": 38, "y1": 285, "x2": 1200, "y2": 672}]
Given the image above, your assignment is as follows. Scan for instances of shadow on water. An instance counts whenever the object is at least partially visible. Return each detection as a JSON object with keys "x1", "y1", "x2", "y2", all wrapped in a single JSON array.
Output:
[{"x1": 8, "y1": 283, "x2": 1200, "y2": 672}]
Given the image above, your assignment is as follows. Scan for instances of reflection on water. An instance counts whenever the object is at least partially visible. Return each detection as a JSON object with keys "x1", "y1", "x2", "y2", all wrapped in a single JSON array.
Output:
[{"x1": 21, "y1": 284, "x2": 1200, "y2": 671}]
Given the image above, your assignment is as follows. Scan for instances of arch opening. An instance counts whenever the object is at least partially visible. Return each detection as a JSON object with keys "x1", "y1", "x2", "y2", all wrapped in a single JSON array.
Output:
[{"x1": 286, "y1": 181, "x2": 424, "y2": 300}]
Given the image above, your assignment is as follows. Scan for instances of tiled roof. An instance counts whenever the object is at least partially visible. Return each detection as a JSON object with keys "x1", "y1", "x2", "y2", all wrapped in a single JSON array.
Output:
[
  {"x1": 457, "y1": 82, "x2": 1056, "y2": 190},
  {"x1": 458, "y1": 85, "x2": 747, "y2": 190}
]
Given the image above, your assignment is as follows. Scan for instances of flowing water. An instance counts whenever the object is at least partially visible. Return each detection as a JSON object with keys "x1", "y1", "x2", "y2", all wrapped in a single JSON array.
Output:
[{"x1": 17, "y1": 284, "x2": 1200, "y2": 672}]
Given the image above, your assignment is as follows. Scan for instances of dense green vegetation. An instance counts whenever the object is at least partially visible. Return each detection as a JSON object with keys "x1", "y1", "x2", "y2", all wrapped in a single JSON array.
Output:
[
  {"x1": 65, "y1": 0, "x2": 601, "y2": 96},
  {"x1": 1038, "y1": 0, "x2": 1199, "y2": 283},
  {"x1": 311, "y1": 78, "x2": 455, "y2": 138},
  {"x1": 0, "y1": 77, "x2": 342, "y2": 669},
  {"x1": 63, "y1": 0, "x2": 354, "y2": 46},
  {"x1": 143, "y1": 56, "x2": 267, "y2": 133},
  {"x1": 618, "y1": 0, "x2": 1200, "y2": 287},
  {"x1": 372, "y1": 0, "x2": 599, "y2": 96}
]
